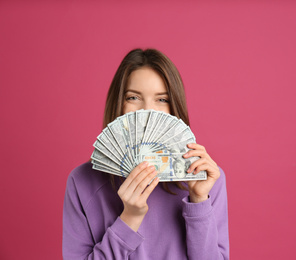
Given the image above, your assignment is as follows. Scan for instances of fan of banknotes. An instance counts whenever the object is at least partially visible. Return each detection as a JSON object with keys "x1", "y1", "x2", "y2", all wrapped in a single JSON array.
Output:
[{"x1": 91, "y1": 110, "x2": 207, "y2": 182}]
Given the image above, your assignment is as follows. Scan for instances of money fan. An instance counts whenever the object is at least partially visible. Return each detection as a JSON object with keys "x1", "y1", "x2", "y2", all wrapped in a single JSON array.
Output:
[{"x1": 91, "y1": 110, "x2": 207, "y2": 182}]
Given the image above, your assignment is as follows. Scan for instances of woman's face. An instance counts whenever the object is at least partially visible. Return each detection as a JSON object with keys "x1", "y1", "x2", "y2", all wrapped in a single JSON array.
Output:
[{"x1": 123, "y1": 67, "x2": 170, "y2": 114}]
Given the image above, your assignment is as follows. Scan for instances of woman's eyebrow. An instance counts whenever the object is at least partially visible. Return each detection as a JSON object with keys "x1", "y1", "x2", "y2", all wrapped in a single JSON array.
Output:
[
  {"x1": 125, "y1": 89, "x2": 141, "y2": 94},
  {"x1": 155, "y1": 92, "x2": 168, "y2": 96},
  {"x1": 125, "y1": 89, "x2": 168, "y2": 95}
]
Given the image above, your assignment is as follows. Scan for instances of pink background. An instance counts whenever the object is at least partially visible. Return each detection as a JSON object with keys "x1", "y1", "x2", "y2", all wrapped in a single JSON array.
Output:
[{"x1": 1, "y1": 1, "x2": 295, "y2": 259}]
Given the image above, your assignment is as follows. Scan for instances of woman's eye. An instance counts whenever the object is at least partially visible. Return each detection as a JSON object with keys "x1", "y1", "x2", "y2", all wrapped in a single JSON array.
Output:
[
  {"x1": 158, "y1": 98, "x2": 169, "y2": 103},
  {"x1": 126, "y1": 96, "x2": 138, "y2": 101}
]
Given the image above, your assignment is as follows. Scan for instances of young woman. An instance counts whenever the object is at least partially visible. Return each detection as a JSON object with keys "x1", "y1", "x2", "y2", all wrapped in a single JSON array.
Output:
[{"x1": 63, "y1": 49, "x2": 229, "y2": 259}]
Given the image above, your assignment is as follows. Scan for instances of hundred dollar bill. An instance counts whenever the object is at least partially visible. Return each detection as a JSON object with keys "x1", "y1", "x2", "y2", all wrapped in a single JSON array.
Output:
[
  {"x1": 146, "y1": 111, "x2": 165, "y2": 144},
  {"x1": 92, "y1": 161, "x2": 128, "y2": 177},
  {"x1": 93, "y1": 139, "x2": 131, "y2": 173},
  {"x1": 141, "y1": 110, "x2": 159, "y2": 145},
  {"x1": 149, "y1": 119, "x2": 186, "y2": 151},
  {"x1": 151, "y1": 112, "x2": 178, "y2": 142},
  {"x1": 126, "y1": 112, "x2": 137, "y2": 159},
  {"x1": 136, "y1": 152, "x2": 207, "y2": 181},
  {"x1": 135, "y1": 110, "x2": 151, "y2": 162},
  {"x1": 91, "y1": 148, "x2": 130, "y2": 175},
  {"x1": 117, "y1": 114, "x2": 137, "y2": 166},
  {"x1": 96, "y1": 134, "x2": 122, "y2": 164},
  {"x1": 108, "y1": 118, "x2": 134, "y2": 168}
]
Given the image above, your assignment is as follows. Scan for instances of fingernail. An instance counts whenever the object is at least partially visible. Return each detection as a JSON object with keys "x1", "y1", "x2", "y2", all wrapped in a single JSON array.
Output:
[
  {"x1": 149, "y1": 165, "x2": 155, "y2": 170},
  {"x1": 143, "y1": 161, "x2": 149, "y2": 166},
  {"x1": 183, "y1": 153, "x2": 188, "y2": 158},
  {"x1": 187, "y1": 168, "x2": 191, "y2": 173}
]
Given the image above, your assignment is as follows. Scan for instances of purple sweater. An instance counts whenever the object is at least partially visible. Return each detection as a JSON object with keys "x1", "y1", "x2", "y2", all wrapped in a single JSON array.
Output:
[{"x1": 63, "y1": 162, "x2": 229, "y2": 259}]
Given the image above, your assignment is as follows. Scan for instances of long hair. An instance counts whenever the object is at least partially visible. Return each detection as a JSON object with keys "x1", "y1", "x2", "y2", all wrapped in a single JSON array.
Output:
[{"x1": 103, "y1": 48, "x2": 189, "y2": 194}]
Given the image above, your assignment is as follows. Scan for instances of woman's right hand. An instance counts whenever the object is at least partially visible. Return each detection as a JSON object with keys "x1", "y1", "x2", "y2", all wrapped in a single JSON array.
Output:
[{"x1": 118, "y1": 161, "x2": 159, "y2": 232}]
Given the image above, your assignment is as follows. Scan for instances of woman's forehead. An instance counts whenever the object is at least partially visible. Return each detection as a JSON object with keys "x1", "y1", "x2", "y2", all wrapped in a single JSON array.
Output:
[{"x1": 126, "y1": 67, "x2": 167, "y2": 93}]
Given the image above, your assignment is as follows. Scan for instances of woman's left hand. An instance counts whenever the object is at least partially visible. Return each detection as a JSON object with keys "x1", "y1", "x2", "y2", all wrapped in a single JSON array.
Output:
[{"x1": 183, "y1": 143, "x2": 220, "y2": 203}]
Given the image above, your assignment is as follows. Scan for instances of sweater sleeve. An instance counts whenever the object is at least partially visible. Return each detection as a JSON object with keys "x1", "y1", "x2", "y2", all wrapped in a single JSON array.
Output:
[
  {"x1": 182, "y1": 167, "x2": 229, "y2": 260},
  {"x1": 62, "y1": 174, "x2": 144, "y2": 260}
]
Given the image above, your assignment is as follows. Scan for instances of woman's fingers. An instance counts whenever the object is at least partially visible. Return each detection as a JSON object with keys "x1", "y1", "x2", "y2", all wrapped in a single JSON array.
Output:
[
  {"x1": 118, "y1": 161, "x2": 149, "y2": 193},
  {"x1": 183, "y1": 143, "x2": 221, "y2": 203},
  {"x1": 183, "y1": 142, "x2": 220, "y2": 178},
  {"x1": 187, "y1": 157, "x2": 216, "y2": 173},
  {"x1": 187, "y1": 143, "x2": 206, "y2": 151},
  {"x1": 118, "y1": 162, "x2": 158, "y2": 202},
  {"x1": 183, "y1": 148, "x2": 211, "y2": 161},
  {"x1": 183, "y1": 143, "x2": 217, "y2": 171},
  {"x1": 186, "y1": 157, "x2": 207, "y2": 173},
  {"x1": 141, "y1": 175, "x2": 159, "y2": 201},
  {"x1": 130, "y1": 168, "x2": 158, "y2": 198},
  {"x1": 194, "y1": 163, "x2": 220, "y2": 179},
  {"x1": 128, "y1": 165, "x2": 155, "y2": 190}
]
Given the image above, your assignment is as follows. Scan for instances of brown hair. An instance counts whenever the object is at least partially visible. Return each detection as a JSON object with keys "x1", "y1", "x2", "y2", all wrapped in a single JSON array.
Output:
[{"x1": 103, "y1": 48, "x2": 189, "y2": 193}]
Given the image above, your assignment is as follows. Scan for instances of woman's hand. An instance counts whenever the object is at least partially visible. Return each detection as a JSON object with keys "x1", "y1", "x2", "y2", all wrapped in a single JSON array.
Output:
[
  {"x1": 183, "y1": 143, "x2": 220, "y2": 203},
  {"x1": 118, "y1": 161, "x2": 159, "y2": 232}
]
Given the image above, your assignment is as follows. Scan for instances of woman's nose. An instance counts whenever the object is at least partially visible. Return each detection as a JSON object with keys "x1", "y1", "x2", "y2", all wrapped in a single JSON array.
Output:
[{"x1": 143, "y1": 101, "x2": 155, "y2": 111}]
